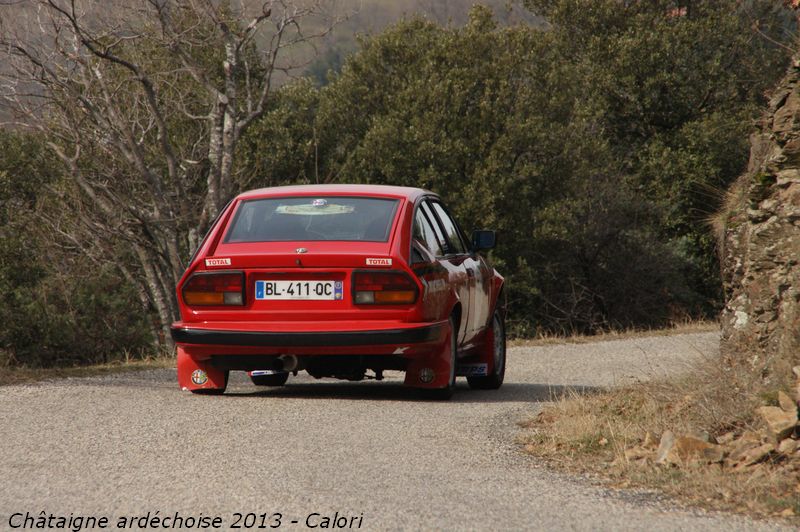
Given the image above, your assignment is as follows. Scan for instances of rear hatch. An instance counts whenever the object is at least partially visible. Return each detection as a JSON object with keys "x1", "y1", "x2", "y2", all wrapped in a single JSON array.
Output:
[{"x1": 197, "y1": 195, "x2": 416, "y2": 322}]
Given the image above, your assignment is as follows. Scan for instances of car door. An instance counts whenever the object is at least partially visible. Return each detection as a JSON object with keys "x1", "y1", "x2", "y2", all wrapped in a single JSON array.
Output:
[
  {"x1": 410, "y1": 203, "x2": 450, "y2": 313},
  {"x1": 467, "y1": 245, "x2": 494, "y2": 338},
  {"x1": 435, "y1": 203, "x2": 493, "y2": 338},
  {"x1": 411, "y1": 200, "x2": 469, "y2": 345},
  {"x1": 425, "y1": 200, "x2": 479, "y2": 345}
]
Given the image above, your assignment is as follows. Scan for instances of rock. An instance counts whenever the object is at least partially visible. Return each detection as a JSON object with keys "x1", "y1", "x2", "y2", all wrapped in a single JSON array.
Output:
[
  {"x1": 719, "y1": 65, "x2": 800, "y2": 407},
  {"x1": 598, "y1": 437, "x2": 609, "y2": 447},
  {"x1": 655, "y1": 430, "x2": 675, "y2": 465},
  {"x1": 727, "y1": 436, "x2": 765, "y2": 463},
  {"x1": 690, "y1": 431, "x2": 712, "y2": 443},
  {"x1": 769, "y1": 87, "x2": 792, "y2": 112},
  {"x1": 717, "y1": 431, "x2": 736, "y2": 445},
  {"x1": 642, "y1": 431, "x2": 659, "y2": 449},
  {"x1": 731, "y1": 443, "x2": 774, "y2": 468},
  {"x1": 674, "y1": 436, "x2": 726, "y2": 464},
  {"x1": 656, "y1": 433, "x2": 725, "y2": 466},
  {"x1": 624, "y1": 446, "x2": 653, "y2": 463},
  {"x1": 733, "y1": 310, "x2": 749, "y2": 330},
  {"x1": 739, "y1": 430, "x2": 766, "y2": 445},
  {"x1": 777, "y1": 170, "x2": 800, "y2": 187},
  {"x1": 778, "y1": 438, "x2": 799, "y2": 455},
  {"x1": 773, "y1": 90, "x2": 800, "y2": 134},
  {"x1": 794, "y1": 368, "x2": 800, "y2": 405},
  {"x1": 779, "y1": 391, "x2": 798, "y2": 414},
  {"x1": 781, "y1": 137, "x2": 800, "y2": 156},
  {"x1": 757, "y1": 406, "x2": 797, "y2": 442}
]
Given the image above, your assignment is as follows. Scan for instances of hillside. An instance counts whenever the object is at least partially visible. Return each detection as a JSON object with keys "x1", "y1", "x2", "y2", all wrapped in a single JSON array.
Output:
[
  {"x1": 719, "y1": 58, "x2": 800, "y2": 381},
  {"x1": 284, "y1": 0, "x2": 541, "y2": 83}
]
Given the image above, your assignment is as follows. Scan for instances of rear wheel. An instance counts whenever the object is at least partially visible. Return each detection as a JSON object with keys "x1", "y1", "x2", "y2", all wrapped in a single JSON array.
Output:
[
  {"x1": 468, "y1": 310, "x2": 505, "y2": 390},
  {"x1": 250, "y1": 371, "x2": 290, "y2": 387}
]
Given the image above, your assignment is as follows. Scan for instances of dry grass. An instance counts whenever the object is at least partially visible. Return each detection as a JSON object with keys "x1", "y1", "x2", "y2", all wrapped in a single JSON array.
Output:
[
  {"x1": 0, "y1": 357, "x2": 174, "y2": 386},
  {"x1": 509, "y1": 320, "x2": 718, "y2": 347},
  {"x1": 519, "y1": 353, "x2": 800, "y2": 521},
  {"x1": 709, "y1": 173, "x2": 749, "y2": 246}
]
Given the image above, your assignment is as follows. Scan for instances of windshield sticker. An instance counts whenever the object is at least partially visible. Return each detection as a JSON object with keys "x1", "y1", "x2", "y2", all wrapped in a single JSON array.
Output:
[{"x1": 276, "y1": 203, "x2": 355, "y2": 216}]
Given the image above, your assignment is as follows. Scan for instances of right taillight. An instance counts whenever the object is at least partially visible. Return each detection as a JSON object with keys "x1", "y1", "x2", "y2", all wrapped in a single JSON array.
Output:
[
  {"x1": 352, "y1": 271, "x2": 418, "y2": 305},
  {"x1": 182, "y1": 272, "x2": 245, "y2": 306}
]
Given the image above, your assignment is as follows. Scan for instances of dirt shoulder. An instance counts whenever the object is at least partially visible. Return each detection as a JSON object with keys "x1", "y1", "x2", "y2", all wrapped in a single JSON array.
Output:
[
  {"x1": 518, "y1": 330, "x2": 800, "y2": 523},
  {"x1": 0, "y1": 358, "x2": 173, "y2": 386},
  {"x1": 510, "y1": 321, "x2": 719, "y2": 347}
]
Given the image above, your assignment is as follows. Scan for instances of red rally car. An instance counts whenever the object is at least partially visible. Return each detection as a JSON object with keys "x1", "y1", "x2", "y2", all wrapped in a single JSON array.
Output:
[{"x1": 171, "y1": 185, "x2": 506, "y2": 399}]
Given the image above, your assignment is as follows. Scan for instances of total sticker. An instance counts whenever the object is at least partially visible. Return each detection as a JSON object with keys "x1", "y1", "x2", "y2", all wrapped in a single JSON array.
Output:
[
  {"x1": 366, "y1": 258, "x2": 392, "y2": 266},
  {"x1": 205, "y1": 257, "x2": 231, "y2": 267}
]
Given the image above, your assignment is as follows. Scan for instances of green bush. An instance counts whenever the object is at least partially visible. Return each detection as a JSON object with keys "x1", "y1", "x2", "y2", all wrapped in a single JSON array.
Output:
[
  {"x1": 0, "y1": 131, "x2": 154, "y2": 367},
  {"x1": 241, "y1": 2, "x2": 792, "y2": 335}
]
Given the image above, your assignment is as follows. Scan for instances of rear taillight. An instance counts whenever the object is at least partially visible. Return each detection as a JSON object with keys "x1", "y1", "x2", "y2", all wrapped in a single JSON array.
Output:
[
  {"x1": 352, "y1": 271, "x2": 418, "y2": 305},
  {"x1": 182, "y1": 272, "x2": 245, "y2": 306}
]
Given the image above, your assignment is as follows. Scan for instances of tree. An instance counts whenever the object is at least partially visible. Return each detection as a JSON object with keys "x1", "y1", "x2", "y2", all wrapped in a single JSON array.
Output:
[
  {"x1": 0, "y1": 0, "x2": 339, "y2": 346},
  {"x1": 241, "y1": 2, "x2": 793, "y2": 334},
  {"x1": 0, "y1": 129, "x2": 153, "y2": 366}
]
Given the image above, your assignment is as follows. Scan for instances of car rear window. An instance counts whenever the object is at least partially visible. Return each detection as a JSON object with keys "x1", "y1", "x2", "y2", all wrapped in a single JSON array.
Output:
[{"x1": 224, "y1": 196, "x2": 400, "y2": 243}]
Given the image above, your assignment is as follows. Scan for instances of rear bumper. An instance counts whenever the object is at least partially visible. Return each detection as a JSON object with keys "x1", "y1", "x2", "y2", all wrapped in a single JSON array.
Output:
[
  {"x1": 171, "y1": 323, "x2": 443, "y2": 347},
  {"x1": 174, "y1": 319, "x2": 454, "y2": 389},
  {"x1": 170, "y1": 319, "x2": 447, "y2": 351}
]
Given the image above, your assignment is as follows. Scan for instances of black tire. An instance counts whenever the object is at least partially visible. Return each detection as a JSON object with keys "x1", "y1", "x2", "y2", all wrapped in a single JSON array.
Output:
[
  {"x1": 468, "y1": 310, "x2": 506, "y2": 390},
  {"x1": 191, "y1": 371, "x2": 229, "y2": 395},
  {"x1": 250, "y1": 371, "x2": 290, "y2": 387},
  {"x1": 427, "y1": 315, "x2": 458, "y2": 400}
]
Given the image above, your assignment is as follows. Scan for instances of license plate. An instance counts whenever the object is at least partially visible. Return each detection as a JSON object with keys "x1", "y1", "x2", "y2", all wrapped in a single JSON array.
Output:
[{"x1": 255, "y1": 280, "x2": 343, "y2": 301}]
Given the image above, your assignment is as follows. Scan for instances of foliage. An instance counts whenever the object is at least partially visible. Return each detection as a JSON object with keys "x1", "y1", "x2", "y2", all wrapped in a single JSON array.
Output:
[
  {"x1": 236, "y1": 79, "x2": 323, "y2": 188},
  {"x1": 0, "y1": 0, "x2": 336, "y2": 350},
  {"x1": 525, "y1": 0, "x2": 795, "y2": 320},
  {"x1": 0, "y1": 131, "x2": 153, "y2": 367},
  {"x1": 243, "y1": 1, "x2": 793, "y2": 334},
  {"x1": 0, "y1": 0, "x2": 796, "y2": 366}
]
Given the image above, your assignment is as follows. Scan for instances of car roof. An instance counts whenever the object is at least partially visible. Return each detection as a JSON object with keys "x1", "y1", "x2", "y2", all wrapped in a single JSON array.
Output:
[{"x1": 236, "y1": 184, "x2": 435, "y2": 202}]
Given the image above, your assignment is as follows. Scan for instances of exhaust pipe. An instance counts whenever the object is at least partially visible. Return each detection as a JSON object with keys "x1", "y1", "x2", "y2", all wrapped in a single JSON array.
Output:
[{"x1": 273, "y1": 354, "x2": 299, "y2": 372}]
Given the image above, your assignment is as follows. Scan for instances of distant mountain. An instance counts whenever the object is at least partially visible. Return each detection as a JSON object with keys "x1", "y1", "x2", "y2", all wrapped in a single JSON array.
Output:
[{"x1": 298, "y1": 0, "x2": 543, "y2": 84}]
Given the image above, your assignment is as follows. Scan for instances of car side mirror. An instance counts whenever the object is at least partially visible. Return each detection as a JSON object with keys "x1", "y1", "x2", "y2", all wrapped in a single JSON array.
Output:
[{"x1": 471, "y1": 229, "x2": 496, "y2": 252}]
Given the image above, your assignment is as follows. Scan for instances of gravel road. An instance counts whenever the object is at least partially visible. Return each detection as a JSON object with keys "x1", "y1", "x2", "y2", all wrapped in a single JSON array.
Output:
[{"x1": 0, "y1": 331, "x2": 789, "y2": 531}]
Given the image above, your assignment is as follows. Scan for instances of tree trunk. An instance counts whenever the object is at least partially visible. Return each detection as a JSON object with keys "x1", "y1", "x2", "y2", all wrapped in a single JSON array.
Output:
[{"x1": 134, "y1": 243, "x2": 175, "y2": 351}]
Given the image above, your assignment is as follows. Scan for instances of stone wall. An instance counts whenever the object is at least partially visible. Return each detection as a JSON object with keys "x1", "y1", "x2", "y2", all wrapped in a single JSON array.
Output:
[{"x1": 720, "y1": 58, "x2": 800, "y2": 380}]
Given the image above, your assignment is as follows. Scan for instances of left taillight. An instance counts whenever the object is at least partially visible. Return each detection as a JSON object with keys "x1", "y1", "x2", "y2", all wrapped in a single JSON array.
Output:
[
  {"x1": 182, "y1": 272, "x2": 245, "y2": 306},
  {"x1": 352, "y1": 271, "x2": 418, "y2": 305}
]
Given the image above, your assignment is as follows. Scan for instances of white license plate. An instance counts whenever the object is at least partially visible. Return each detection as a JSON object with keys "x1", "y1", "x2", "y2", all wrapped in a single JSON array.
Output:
[{"x1": 255, "y1": 280, "x2": 343, "y2": 300}]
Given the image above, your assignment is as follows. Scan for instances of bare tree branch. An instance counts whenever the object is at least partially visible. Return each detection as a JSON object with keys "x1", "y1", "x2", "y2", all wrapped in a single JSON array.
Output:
[{"x1": 0, "y1": 0, "x2": 341, "y2": 348}]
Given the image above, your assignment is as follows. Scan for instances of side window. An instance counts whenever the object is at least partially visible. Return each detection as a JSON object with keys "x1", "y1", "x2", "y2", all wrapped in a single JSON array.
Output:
[
  {"x1": 430, "y1": 201, "x2": 467, "y2": 254},
  {"x1": 420, "y1": 201, "x2": 449, "y2": 254},
  {"x1": 413, "y1": 207, "x2": 443, "y2": 257}
]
